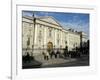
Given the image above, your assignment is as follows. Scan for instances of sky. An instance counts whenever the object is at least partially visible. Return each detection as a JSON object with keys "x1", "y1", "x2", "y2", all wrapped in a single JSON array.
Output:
[{"x1": 22, "y1": 11, "x2": 89, "y2": 38}]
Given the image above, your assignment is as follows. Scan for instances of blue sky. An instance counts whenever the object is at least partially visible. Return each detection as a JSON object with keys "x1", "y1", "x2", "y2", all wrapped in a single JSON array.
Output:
[{"x1": 22, "y1": 11, "x2": 89, "y2": 38}]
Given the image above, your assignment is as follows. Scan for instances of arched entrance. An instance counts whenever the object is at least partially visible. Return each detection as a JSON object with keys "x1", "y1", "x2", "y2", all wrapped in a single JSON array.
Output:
[{"x1": 47, "y1": 42, "x2": 53, "y2": 52}]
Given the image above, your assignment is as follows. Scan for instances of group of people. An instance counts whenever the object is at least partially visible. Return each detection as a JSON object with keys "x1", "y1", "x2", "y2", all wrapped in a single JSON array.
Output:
[
  {"x1": 23, "y1": 52, "x2": 34, "y2": 63},
  {"x1": 42, "y1": 50, "x2": 61, "y2": 60}
]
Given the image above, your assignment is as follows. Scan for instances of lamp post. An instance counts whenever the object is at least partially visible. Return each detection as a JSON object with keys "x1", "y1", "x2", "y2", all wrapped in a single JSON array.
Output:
[{"x1": 32, "y1": 12, "x2": 36, "y2": 56}]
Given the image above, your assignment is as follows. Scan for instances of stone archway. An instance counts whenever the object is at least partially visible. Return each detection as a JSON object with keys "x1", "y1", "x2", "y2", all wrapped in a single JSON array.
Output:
[{"x1": 47, "y1": 42, "x2": 53, "y2": 52}]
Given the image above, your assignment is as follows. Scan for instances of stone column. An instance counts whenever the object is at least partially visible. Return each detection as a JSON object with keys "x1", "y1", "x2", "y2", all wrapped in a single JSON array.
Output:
[
  {"x1": 34, "y1": 24, "x2": 38, "y2": 48},
  {"x1": 44, "y1": 26, "x2": 47, "y2": 49},
  {"x1": 53, "y1": 28, "x2": 55, "y2": 48},
  {"x1": 55, "y1": 29, "x2": 57, "y2": 48},
  {"x1": 60, "y1": 30, "x2": 62, "y2": 48}
]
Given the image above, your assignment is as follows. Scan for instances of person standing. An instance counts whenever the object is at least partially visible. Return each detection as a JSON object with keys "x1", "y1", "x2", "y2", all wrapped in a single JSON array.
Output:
[
  {"x1": 42, "y1": 51, "x2": 49, "y2": 60},
  {"x1": 46, "y1": 51, "x2": 49, "y2": 60},
  {"x1": 64, "y1": 46, "x2": 68, "y2": 58}
]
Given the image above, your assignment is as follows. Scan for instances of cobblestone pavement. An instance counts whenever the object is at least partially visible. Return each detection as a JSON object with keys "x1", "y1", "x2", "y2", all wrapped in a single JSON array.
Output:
[{"x1": 34, "y1": 54, "x2": 77, "y2": 67}]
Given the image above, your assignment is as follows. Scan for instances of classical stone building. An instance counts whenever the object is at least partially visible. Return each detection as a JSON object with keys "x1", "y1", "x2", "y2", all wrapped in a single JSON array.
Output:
[{"x1": 22, "y1": 16, "x2": 87, "y2": 56}]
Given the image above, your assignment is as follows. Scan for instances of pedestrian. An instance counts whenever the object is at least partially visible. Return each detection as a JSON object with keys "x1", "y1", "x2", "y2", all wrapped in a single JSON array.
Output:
[
  {"x1": 26, "y1": 52, "x2": 30, "y2": 62},
  {"x1": 63, "y1": 46, "x2": 68, "y2": 58},
  {"x1": 42, "y1": 51, "x2": 49, "y2": 60},
  {"x1": 46, "y1": 51, "x2": 49, "y2": 60},
  {"x1": 55, "y1": 52, "x2": 57, "y2": 58},
  {"x1": 54, "y1": 49, "x2": 57, "y2": 58},
  {"x1": 56, "y1": 50, "x2": 60, "y2": 58},
  {"x1": 50, "y1": 50, "x2": 55, "y2": 59},
  {"x1": 63, "y1": 49, "x2": 67, "y2": 58},
  {"x1": 42, "y1": 52, "x2": 46, "y2": 60}
]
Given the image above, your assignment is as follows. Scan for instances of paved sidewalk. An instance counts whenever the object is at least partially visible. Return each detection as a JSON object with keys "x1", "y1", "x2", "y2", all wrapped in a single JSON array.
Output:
[{"x1": 34, "y1": 54, "x2": 77, "y2": 67}]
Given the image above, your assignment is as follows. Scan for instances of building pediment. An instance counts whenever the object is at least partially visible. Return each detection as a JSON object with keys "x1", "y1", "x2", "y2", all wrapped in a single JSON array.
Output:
[{"x1": 37, "y1": 16, "x2": 62, "y2": 27}]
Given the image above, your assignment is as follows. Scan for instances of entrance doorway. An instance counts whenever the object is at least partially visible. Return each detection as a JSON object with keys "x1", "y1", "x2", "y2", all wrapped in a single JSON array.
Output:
[{"x1": 47, "y1": 42, "x2": 53, "y2": 52}]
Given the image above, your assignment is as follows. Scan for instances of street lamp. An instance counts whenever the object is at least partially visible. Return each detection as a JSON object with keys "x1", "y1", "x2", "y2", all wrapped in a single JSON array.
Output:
[{"x1": 32, "y1": 12, "x2": 36, "y2": 56}]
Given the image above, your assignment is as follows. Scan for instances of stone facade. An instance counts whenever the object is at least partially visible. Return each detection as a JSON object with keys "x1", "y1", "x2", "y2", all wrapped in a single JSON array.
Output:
[{"x1": 22, "y1": 16, "x2": 87, "y2": 56}]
